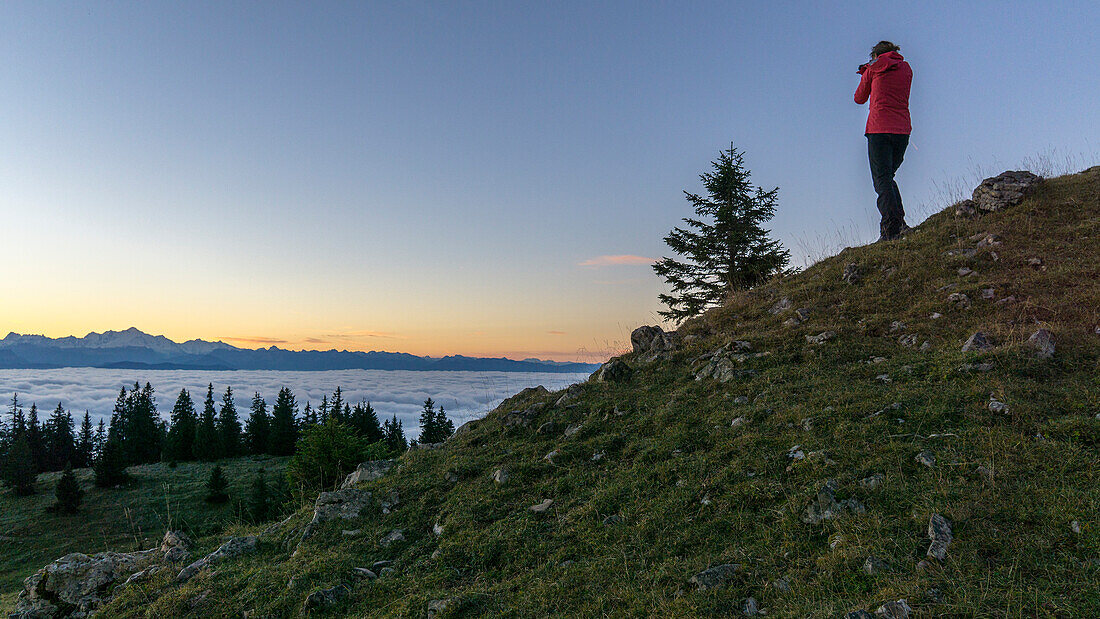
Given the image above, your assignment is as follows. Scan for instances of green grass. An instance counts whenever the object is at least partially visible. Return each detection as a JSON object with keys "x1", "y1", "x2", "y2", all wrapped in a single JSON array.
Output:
[
  {"x1": 11, "y1": 167, "x2": 1100, "y2": 617},
  {"x1": 0, "y1": 455, "x2": 289, "y2": 609}
]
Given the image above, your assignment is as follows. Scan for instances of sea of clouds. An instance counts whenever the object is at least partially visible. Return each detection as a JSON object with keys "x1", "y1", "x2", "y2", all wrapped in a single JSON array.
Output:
[{"x1": 0, "y1": 368, "x2": 588, "y2": 441}]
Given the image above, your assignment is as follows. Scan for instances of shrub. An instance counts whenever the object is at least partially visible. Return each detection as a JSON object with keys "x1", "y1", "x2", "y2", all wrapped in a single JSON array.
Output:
[
  {"x1": 204, "y1": 464, "x2": 229, "y2": 504},
  {"x1": 51, "y1": 465, "x2": 83, "y2": 514},
  {"x1": 285, "y1": 420, "x2": 365, "y2": 499}
]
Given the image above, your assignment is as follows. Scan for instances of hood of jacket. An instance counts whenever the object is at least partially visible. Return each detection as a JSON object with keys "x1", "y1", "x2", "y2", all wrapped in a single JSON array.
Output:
[{"x1": 869, "y1": 51, "x2": 905, "y2": 73}]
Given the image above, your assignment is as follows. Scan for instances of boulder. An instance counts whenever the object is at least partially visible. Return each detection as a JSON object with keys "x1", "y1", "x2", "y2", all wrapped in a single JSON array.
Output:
[
  {"x1": 875, "y1": 599, "x2": 913, "y2": 619},
  {"x1": 806, "y1": 331, "x2": 836, "y2": 345},
  {"x1": 630, "y1": 325, "x2": 679, "y2": 362},
  {"x1": 340, "y1": 460, "x2": 395, "y2": 489},
  {"x1": 500, "y1": 403, "x2": 547, "y2": 428},
  {"x1": 177, "y1": 536, "x2": 258, "y2": 583},
  {"x1": 13, "y1": 549, "x2": 160, "y2": 617},
  {"x1": 529, "y1": 499, "x2": 554, "y2": 513},
  {"x1": 1027, "y1": 329, "x2": 1055, "y2": 359},
  {"x1": 972, "y1": 170, "x2": 1042, "y2": 212},
  {"x1": 592, "y1": 357, "x2": 632, "y2": 383},
  {"x1": 688, "y1": 563, "x2": 740, "y2": 590},
  {"x1": 296, "y1": 489, "x2": 373, "y2": 550},
  {"x1": 801, "y1": 480, "x2": 865, "y2": 524}
]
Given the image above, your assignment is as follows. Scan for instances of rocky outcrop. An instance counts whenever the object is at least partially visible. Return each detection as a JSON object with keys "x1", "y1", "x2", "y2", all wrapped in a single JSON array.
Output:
[
  {"x1": 11, "y1": 531, "x2": 191, "y2": 618},
  {"x1": 340, "y1": 460, "x2": 395, "y2": 489},
  {"x1": 177, "y1": 536, "x2": 258, "y2": 583},
  {"x1": 926, "y1": 513, "x2": 953, "y2": 561},
  {"x1": 499, "y1": 403, "x2": 547, "y2": 428},
  {"x1": 972, "y1": 171, "x2": 1042, "y2": 213},
  {"x1": 592, "y1": 357, "x2": 632, "y2": 383},
  {"x1": 630, "y1": 325, "x2": 679, "y2": 363},
  {"x1": 295, "y1": 489, "x2": 374, "y2": 552},
  {"x1": 961, "y1": 331, "x2": 994, "y2": 352},
  {"x1": 801, "y1": 480, "x2": 866, "y2": 524},
  {"x1": 1027, "y1": 329, "x2": 1055, "y2": 359},
  {"x1": 688, "y1": 563, "x2": 740, "y2": 590}
]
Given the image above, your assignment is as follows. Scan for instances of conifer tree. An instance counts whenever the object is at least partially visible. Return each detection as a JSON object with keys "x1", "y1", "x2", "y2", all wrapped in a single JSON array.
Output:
[
  {"x1": 52, "y1": 464, "x2": 83, "y2": 514},
  {"x1": 418, "y1": 398, "x2": 443, "y2": 444},
  {"x1": 76, "y1": 412, "x2": 94, "y2": 468},
  {"x1": 194, "y1": 384, "x2": 220, "y2": 461},
  {"x1": 93, "y1": 435, "x2": 128, "y2": 488},
  {"x1": 328, "y1": 388, "x2": 344, "y2": 424},
  {"x1": 204, "y1": 464, "x2": 229, "y2": 504},
  {"x1": 383, "y1": 414, "x2": 407, "y2": 453},
  {"x1": 244, "y1": 392, "x2": 270, "y2": 455},
  {"x1": 93, "y1": 419, "x2": 106, "y2": 461},
  {"x1": 165, "y1": 389, "x2": 197, "y2": 463},
  {"x1": 26, "y1": 403, "x2": 44, "y2": 473},
  {"x1": 653, "y1": 145, "x2": 790, "y2": 322},
  {"x1": 437, "y1": 406, "x2": 455, "y2": 440},
  {"x1": 217, "y1": 386, "x2": 241, "y2": 458},
  {"x1": 349, "y1": 401, "x2": 382, "y2": 444},
  {"x1": 6, "y1": 433, "x2": 36, "y2": 495},
  {"x1": 318, "y1": 395, "x2": 330, "y2": 425},
  {"x1": 302, "y1": 402, "x2": 316, "y2": 427},
  {"x1": 45, "y1": 403, "x2": 75, "y2": 471},
  {"x1": 269, "y1": 387, "x2": 299, "y2": 456}
]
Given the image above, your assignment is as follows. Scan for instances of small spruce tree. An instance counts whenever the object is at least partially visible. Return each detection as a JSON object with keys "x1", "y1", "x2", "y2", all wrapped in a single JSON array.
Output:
[
  {"x1": 194, "y1": 384, "x2": 220, "y2": 461},
  {"x1": 52, "y1": 464, "x2": 83, "y2": 514},
  {"x1": 205, "y1": 464, "x2": 229, "y2": 504},
  {"x1": 93, "y1": 436, "x2": 128, "y2": 488},
  {"x1": 244, "y1": 392, "x2": 270, "y2": 456},
  {"x1": 653, "y1": 145, "x2": 790, "y2": 322},
  {"x1": 217, "y1": 386, "x2": 241, "y2": 458},
  {"x1": 268, "y1": 387, "x2": 299, "y2": 456},
  {"x1": 247, "y1": 468, "x2": 272, "y2": 523}
]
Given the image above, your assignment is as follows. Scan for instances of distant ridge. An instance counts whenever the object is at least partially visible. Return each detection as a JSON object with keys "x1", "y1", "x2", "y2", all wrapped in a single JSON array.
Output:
[{"x1": 0, "y1": 328, "x2": 601, "y2": 373}]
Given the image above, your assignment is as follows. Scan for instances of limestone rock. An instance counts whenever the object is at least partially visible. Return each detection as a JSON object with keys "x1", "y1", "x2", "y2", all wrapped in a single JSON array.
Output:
[
  {"x1": 296, "y1": 489, "x2": 373, "y2": 550},
  {"x1": 592, "y1": 357, "x2": 632, "y2": 383},
  {"x1": 972, "y1": 170, "x2": 1042, "y2": 212},
  {"x1": 860, "y1": 473, "x2": 885, "y2": 489},
  {"x1": 962, "y1": 332, "x2": 994, "y2": 352},
  {"x1": 1028, "y1": 329, "x2": 1055, "y2": 359},
  {"x1": 340, "y1": 460, "x2": 395, "y2": 489},
  {"x1": 630, "y1": 325, "x2": 679, "y2": 362},
  {"x1": 379, "y1": 529, "x2": 405, "y2": 548},
  {"x1": 554, "y1": 384, "x2": 585, "y2": 407},
  {"x1": 743, "y1": 597, "x2": 761, "y2": 616},
  {"x1": 875, "y1": 599, "x2": 913, "y2": 619},
  {"x1": 915, "y1": 450, "x2": 935, "y2": 468},
  {"x1": 801, "y1": 480, "x2": 865, "y2": 524},
  {"x1": 529, "y1": 499, "x2": 554, "y2": 513},
  {"x1": 427, "y1": 598, "x2": 454, "y2": 617},
  {"x1": 500, "y1": 403, "x2": 547, "y2": 428},
  {"x1": 351, "y1": 567, "x2": 377, "y2": 580},
  {"x1": 927, "y1": 513, "x2": 953, "y2": 561},
  {"x1": 491, "y1": 468, "x2": 509, "y2": 484},
  {"x1": 12, "y1": 548, "x2": 161, "y2": 617},
  {"x1": 688, "y1": 563, "x2": 740, "y2": 590},
  {"x1": 770, "y1": 297, "x2": 792, "y2": 315},
  {"x1": 806, "y1": 331, "x2": 836, "y2": 345},
  {"x1": 846, "y1": 612, "x2": 874, "y2": 619},
  {"x1": 947, "y1": 292, "x2": 971, "y2": 309},
  {"x1": 178, "y1": 536, "x2": 258, "y2": 583},
  {"x1": 863, "y1": 556, "x2": 889, "y2": 575},
  {"x1": 954, "y1": 199, "x2": 977, "y2": 217},
  {"x1": 988, "y1": 394, "x2": 1009, "y2": 414}
]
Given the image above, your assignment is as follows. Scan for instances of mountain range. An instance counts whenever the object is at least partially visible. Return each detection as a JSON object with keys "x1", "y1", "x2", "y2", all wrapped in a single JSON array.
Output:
[{"x1": 0, "y1": 328, "x2": 601, "y2": 373}]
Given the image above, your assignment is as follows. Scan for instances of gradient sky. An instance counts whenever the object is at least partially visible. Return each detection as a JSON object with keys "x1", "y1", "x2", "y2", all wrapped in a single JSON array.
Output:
[{"x1": 1, "y1": 1, "x2": 1096, "y2": 361}]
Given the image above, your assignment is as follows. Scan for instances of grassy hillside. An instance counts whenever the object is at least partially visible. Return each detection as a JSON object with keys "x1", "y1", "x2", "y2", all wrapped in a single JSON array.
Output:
[
  {"x1": 16, "y1": 167, "x2": 1100, "y2": 617},
  {"x1": 0, "y1": 456, "x2": 289, "y2": 609}
]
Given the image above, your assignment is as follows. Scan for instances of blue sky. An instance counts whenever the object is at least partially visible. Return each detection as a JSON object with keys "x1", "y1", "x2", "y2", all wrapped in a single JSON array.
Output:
[{"x1": 1, "y1": 1, "x2": 1096, "y2": 360}]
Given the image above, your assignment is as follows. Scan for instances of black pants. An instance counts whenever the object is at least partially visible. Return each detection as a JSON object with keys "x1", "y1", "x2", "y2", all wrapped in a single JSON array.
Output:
[{"x1": 867, "y1": 133, "x2": 909, "y2": 238}]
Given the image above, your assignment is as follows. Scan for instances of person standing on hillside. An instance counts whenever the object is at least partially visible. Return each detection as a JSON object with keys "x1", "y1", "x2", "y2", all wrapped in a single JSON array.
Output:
[{"x1": 855, "y1": 41, "x2": 913, "y2": 242}]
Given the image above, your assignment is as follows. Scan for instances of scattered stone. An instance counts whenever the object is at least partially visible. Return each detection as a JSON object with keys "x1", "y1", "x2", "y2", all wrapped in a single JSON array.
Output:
[
  {"x1": 444, "y1": 470, "x2": 459, "y2": 483},
  {"x1": 178, "y1": 536, "x2": 258, "y2": 583},
  {"x1": 371, "y1": 560, "x2": 394, "y2": 571},
  {"x1": 927, "y1": 513, "x2": 953, "y2": 561},
  {"x1": 972, "y1": 170, "x2": 1042, "y2": 212},
  {"x1": 863, "y1": 555, "x2": 889, "y2": 575},
  {"x1": 772, "y1": 577, "x2": 791, "y2": 592},
  {"x1": 980, "y1": 288, "x2": 995, "y2": 300},
  {"x1": 501, "y1": 403, "x2": 547, "y2": 428},
  {"x1": 806, "y1": 331, "x2": 836, "y2": 345},
  {"x1": 930, "y1": 312, "x2": 943, "y2": 319},
  {"x1": 730, "y1": 416, "x2": 748, "y2": 430},
  {"x1": 947, "y1": 292, "x2": 971, "y2": 309},
  {"x1": 591, "y1": 451, "x2": 605, "y2": 462},
  {"x1": 988, "y1": 394, "x2": 1009, "y2": 414},
  {"x1": 801, "y1": 480, "x2": 865, "y2": 524},
  {"x1": 341, "y1": 460, "x2": 395, "y2": 489},
  {"x1": 846, "y1": 612, "x2": 874, "y2": 619},
  {"x1": 379, "y1": 530, "x2": 405, "y2": 548},
  {"x1": 1028, "y1": 329, "x2": 1055, "y2": 359},
  {"x1": 732, "y1": 395, "x2": 749, "y2": 404},
  {"x1": 801, "y1": 417, "x2": 813, "y2": 431},
  {"x1": 860, "y1": 473, "x2": 885, "y2": 489},
  {"x1": 432, "y1": 522, "x2": 445, "y2": 537},
  {"x1": 976, "y1": 233, "x2": 1002, "y2": 248},
  {"x1": 303, "y1": 585, "x2": 348, "y2": 610},
  {"x1": 743, "y1": 597, "x2": 761, "y2": 616},
  {"x1": 919, "y1": 340, "x2": 932, "y2": 352},
  {"x1": 783, "y1": 316, "x2": 801, "y2": 327},
  {"x1": 688, "y1": 563, "x2": 740, "y2": 590},
  {"x1": 958, "y1": 267, "x2": 974, "y2": 277},
  {"x1": 770, "y1": 297, "x2": 792, "y2": 315},
  {"x1": 795, "y1": 307, "x2": 812, "y2": 321},
  {"x1": 536, "y1": 421, "x2": 556, "y2": 435},
  {"x1": 915, "y1": 450, "x2": 935, "y2": 468},
  {"x1": 602, "y1": 515, "x2": 623, "y2": 526},
  {"x1": 1072, "y1": 520, "x2": 1081, "y2": 534},
  {"x1": 379, "y1": 567, "x2": 395, "y2": 577},
  {"x1": 543, "y1": 450, "x2": 559, "y2": 463},
  {"x1": 875, "y1": 599, "x2": 913, "y2": 619},
  {"x1": 593, "y1": 357, "x2": 632, "y2": 382},
  {"x1": 898, "y1": 333, "x2": 918, "y2": 347},
  {"x1": 842, "y1": 264, "x2": 862, "y2": 284},
  {"x1": 875, "y1": 374, "x2": 891, "y2": 383},
  {"x1": 828, "y1": 533, "x2": 846, "y2": 549},
  {"x1": 961, "y1": 331, "x2": 994, "y2": 352},
  {"x1": 530, "y1": 499, "x2": 554, "y2": 513},
  {"x1": 554, "y1": 384, "x2": 585, "y2": 407},
  {"x1": 958, "y1": 361, "x2": 995, "y2": 373},
  {"x1": 341, "y1": 529, "x2": 361, "y2": 537},
  {"x1": 1028, "y1": 257, "x2": 1043, "y2": 268},
  {"x1": 351, "y1": 567, "x2": 377, "y2": 580},
  {"x1": 937, "y1": 283, "x2": 958, "y2": 292},
  {"x1": 926, "y1": 588, "x2": 946, "y2": 604},
  {"x1": 787, "y1": 445, "x2": 805, "y2": 460},
  {"x1": 564, "y1": 423, "x2": 583, "y2": 438}
]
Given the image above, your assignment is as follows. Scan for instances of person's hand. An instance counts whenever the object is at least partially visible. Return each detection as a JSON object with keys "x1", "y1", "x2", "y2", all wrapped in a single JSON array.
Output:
[{"x1": 857, "y1": 63, "x2": 869, "y2": 74}]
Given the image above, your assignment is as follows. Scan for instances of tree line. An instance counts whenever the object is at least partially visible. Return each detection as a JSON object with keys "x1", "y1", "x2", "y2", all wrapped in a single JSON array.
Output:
[{"x1": 0, "y1": 382, "x2": 453, "y2": 499}]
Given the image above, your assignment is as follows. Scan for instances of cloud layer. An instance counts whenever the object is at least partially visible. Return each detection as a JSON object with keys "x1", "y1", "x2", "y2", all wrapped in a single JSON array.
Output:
[
  {"x1": 0, "y1": 368, "x2": 587, "y2": 441},
  {"x1": 577, "y1": 255, "x2": 656, "y2": 267}
]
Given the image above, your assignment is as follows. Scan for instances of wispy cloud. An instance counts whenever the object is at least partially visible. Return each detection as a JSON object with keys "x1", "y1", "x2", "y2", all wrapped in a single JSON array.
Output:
[
  {"x1": 325, "y1": 331, "x2": 403, "y2": 340},
  {"x1": 547, "y1": 330, "x2": 566, "y2": 335},
  {"x1": 219, "y1": 336, "x2": 289, "y2": 345},
  {"x1": 303, "y1": 337, "x2": 330, "y2": 344},
  {"x1": 578, "y1": 254, "x2": 656, "y2": 267}
]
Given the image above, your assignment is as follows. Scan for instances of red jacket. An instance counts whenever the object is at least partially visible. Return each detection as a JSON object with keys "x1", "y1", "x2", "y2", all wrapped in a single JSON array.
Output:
[{"x1": 855, "y1": 51, "x2": 912, "y2": 135}]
